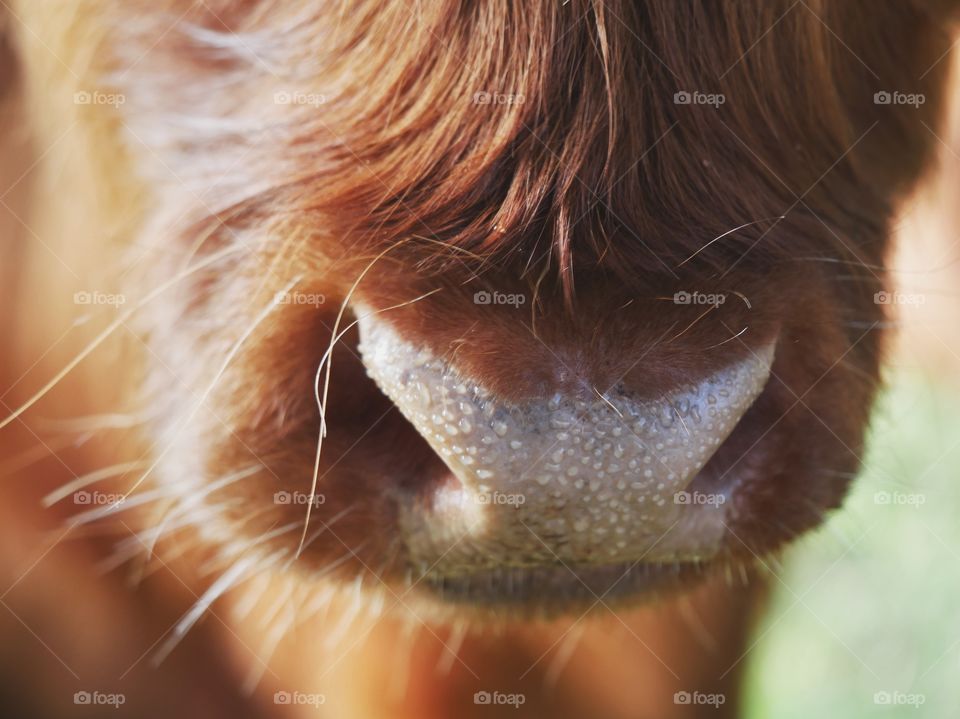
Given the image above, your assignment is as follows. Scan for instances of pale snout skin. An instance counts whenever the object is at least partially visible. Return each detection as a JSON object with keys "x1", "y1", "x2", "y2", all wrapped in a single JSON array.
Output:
[{"x1": 358, "y1": 308, "x2": 775, "y2": 605}]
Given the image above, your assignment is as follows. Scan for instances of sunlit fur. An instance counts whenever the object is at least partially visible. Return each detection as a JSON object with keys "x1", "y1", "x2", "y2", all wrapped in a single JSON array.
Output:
[{"x1": 2, "y1": 1, "x2": 958, "y2": 717}]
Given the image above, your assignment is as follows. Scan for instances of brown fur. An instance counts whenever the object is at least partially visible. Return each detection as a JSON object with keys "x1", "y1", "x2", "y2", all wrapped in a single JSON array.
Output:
[{"x1": 1, "y1": 1, "x2": 958, "y2": 717}]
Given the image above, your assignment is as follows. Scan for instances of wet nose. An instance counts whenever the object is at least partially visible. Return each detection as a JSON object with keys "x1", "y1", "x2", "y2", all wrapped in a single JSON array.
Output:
[{"x1": 356, "y1": 307, "x2": 775, "y2": 577}]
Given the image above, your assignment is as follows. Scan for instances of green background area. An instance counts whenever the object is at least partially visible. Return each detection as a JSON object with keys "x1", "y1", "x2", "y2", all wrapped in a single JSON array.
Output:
[{"x1": 745, "y1": 371, "x2": 960, "y2": 717}]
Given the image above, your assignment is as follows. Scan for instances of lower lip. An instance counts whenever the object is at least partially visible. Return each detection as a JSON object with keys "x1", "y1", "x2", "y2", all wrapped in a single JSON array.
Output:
[{"x1": 414, "y1": 560, "x2": 710, "y2": 611}]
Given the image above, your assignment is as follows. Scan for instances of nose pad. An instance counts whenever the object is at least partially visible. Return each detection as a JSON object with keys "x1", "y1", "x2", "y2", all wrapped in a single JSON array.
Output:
[{"x1": 356, "y1": 307, "x2": 775, "y2": 573}]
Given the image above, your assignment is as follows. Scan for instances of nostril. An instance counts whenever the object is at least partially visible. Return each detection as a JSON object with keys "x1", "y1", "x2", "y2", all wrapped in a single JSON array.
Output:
[{"x1": 356, "y1": 307, "x2": 775, "y2": 579}]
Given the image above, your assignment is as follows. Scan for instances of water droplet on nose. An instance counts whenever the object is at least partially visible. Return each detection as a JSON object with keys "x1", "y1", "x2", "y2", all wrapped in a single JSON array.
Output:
[{"x1": 418, "y1": 383, "x2": 431, "y2": 407}]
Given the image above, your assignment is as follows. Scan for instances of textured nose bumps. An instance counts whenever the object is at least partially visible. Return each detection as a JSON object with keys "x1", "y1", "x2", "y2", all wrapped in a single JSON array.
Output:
[{"x1": 357, "y1": 309, "x2": 775, "y2": 580}]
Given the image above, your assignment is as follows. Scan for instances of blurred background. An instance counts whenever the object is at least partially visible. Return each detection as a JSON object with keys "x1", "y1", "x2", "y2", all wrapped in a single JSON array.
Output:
[
  {"x1": 743, "y1": 52, "x2": 960, "y2": 718},
  {"x1": 2, "y1": 16, "x2": 960, "y2": 719}
]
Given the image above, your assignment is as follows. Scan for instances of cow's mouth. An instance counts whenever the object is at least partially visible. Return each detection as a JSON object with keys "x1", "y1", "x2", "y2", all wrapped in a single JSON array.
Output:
[{"x1": 355, "y1": 307, "x2": 776, "y2": 607}]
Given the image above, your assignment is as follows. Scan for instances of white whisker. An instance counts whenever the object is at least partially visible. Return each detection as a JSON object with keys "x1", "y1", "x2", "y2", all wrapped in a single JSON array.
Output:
[
  {"x1": 0, "y1": 244, "x2": 244, "y2": 431},
  {"x1": 296, "y1": 263, "x2": 441, "y2": 557},
  {"x1": 34, "y1": 413, "x2": 147, "y2": 433},
  {"x1": 118, "y1": 276, "x2": 301, "y2": 504},
  {"x1": 153, "y1": 554, "x2": 262, "y2": 665},
  {"x1": 677, "y1": 216, "x2": 785, "y2": 267},
  {"x1": 43, "y1": 461, "x2": 148, "y2": 507}
]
